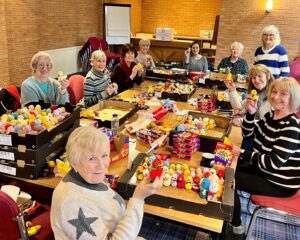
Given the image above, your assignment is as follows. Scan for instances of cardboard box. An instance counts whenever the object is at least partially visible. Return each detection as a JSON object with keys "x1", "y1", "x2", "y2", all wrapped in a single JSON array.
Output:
[
  {"x1": 116, "y1": 153, "x2": 234, "y2": 221},
  {"x1": 81, "y1": 100, "x2": 139, "y2": 128},
  {"x1": 0, "y1": 123, "x2": 78, "y2": 165},
  {"x1": 152, "y1": 83, "x2": 195, "y2": 102},
  {"x1": 0, "y1": 124, "x2": 78, "y2": 179},
  {"x1": 155, "y1": 28, "x2": 174, "y2": 41},
  {"x1": 200, "y1": 30, "x2": 213, "y2": 40},
  {"x1": 146, "y1": 68, "x2": 188, "y2": 81},
  {"x1": 110, "y1": 134, "x2": 129, "y2": 164},
  {"x1": 0, "y1": 102, "x2": 80, "y2": 150},
  {"x1": 169, "y1": 111, "x2": 232, "y2": 153}
]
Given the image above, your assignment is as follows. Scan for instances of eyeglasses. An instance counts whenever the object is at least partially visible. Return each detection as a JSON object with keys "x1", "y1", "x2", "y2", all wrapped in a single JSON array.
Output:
[
  {"x1": 263, "y1": 34, "x2": 275, "y2": 38},
  {"x1": 37, "y1": 63, "x2": 52, "y2": 69}
]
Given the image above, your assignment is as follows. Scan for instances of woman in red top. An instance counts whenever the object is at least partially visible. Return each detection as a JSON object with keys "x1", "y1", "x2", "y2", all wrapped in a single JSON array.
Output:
[{"x1": 111, "y1": 43, "x2": 144, "y2": 93}]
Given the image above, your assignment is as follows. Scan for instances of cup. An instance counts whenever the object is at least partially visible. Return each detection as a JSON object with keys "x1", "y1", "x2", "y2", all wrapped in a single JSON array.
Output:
[{"x1": 200, "y1": 153, "x2": 215, "y2": 168}]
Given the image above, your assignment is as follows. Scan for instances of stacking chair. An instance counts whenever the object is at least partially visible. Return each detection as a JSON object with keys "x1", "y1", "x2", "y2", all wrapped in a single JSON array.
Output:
[
  {"x1": 68, "y1": 74, "x2": 84, "y2": 105},
  {"x1": 0, "y1": 191, "x2": 54, "y2": 240},
  {"x1": 79, "y1": 37, "x2": 120, "y2": 72},
  {"x1": 246, "y1": 190, "x2": 300, "y2": 240}
]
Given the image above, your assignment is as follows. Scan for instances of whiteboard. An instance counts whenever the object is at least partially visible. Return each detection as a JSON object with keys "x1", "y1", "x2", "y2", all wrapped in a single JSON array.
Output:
[{"x1": 104, "y1": 4, "x2": 131, "y2": 45}]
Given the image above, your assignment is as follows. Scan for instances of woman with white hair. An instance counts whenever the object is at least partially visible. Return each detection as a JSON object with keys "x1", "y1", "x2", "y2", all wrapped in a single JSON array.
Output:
[
  {"x1": 218, "y1": 41, "x2": 249, "y2": 76},
  {"x1": 51, "y1": 126, "x2": 163, "y2": 239},
  {"x1": 135, "y1": 38, "x2": 155, "y2": 69},
  {"x1": 84, "y1": 50, "x2": 118, "y2": 107},
  {"x1": 21, "y1": 51, "x2": 69, "y2": 105},
  {"x1": 254, "y1": 25, "x2": 289, "y2": 79}
]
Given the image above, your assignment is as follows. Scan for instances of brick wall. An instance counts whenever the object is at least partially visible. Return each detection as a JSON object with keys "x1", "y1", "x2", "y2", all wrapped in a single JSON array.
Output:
[
  {"x1": 216, "y1": 0, "x2": 300, "y2": 68},
  {"x1": 3, "y1": 0, "x2": 100, "y2": 86},
  {"x1": 0, "y1": 0, "x2": 9, "y2": 87},
  {"x1": 141, "y1": 0, "x2": 221, "y2": 37}
]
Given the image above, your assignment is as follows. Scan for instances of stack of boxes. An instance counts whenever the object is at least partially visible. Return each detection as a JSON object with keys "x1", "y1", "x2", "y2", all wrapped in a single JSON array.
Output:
[
  {"x1": 136, "y1": 129, "x2": 167, "y2": 145},
  {"x1": 0, "y1": 103, "x2": 80, "y2": 179},
  {"x1": 155, "y1": 28, "x2": 174, "y2": 41},
  {"x1": 197, "y1": 94, "x2": 216, "y2": 112},
  {"x1": 172, "y1": 132, "x2": 200, "y2": 160}
]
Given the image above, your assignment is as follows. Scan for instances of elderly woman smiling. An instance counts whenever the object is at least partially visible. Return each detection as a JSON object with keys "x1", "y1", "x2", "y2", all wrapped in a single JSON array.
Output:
[
  {"x1": 135, "y1": 38, "x2": 155, "y2": 69},
  {"x1": 51, "y1": 126, "x2": 163, "y2": 239},
  {"x1": 254, "y1": 25, "x2": 289, "y2": 79},
  {"x1": 218, "y1": 41, "x2": 249, "y2": 77},
  {"x1": 227, "y1": 77, "x2": 300, "y2": 238},
  {"x1": 21, "y1": 51, "x2": 69, "y2": 105}
]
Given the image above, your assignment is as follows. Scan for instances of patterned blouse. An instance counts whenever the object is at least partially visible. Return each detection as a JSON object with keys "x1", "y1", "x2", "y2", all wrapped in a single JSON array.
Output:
[{"x1": 218, "y1": 56, "x2": 249, "y2": 76}]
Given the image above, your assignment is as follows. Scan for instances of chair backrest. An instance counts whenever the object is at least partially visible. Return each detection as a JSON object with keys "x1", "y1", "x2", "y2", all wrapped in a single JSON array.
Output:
[
  {"x1": 68, "y1": 75, "x2": 84, "y2": 105},
  {"x1": 99, "y1": 39, "x2": 109, "y2": 52},
  {"x1": 289, "y1": 59, "x2": 300, "y2": 83},
  {"x1": 0, "y1": 85, "x2": 21, "y2": 115},
  {"x1": 0, "y1": 191, "x2": 23, "y2": 240}
]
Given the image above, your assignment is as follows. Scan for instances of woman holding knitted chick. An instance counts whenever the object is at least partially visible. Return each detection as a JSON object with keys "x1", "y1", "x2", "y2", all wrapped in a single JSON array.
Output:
[{"x1": 227, "y1": 77, "x2": 300, "y2": 238}]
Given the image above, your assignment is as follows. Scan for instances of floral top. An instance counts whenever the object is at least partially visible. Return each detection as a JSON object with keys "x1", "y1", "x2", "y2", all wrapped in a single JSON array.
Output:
[{"x1": 218, "y1": 57, "x2": 249, "y2": 76}]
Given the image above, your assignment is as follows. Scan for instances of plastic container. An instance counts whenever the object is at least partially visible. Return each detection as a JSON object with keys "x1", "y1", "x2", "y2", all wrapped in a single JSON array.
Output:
[{"x1": 111, "y1": 114, "x2": 119, "y2": 136}]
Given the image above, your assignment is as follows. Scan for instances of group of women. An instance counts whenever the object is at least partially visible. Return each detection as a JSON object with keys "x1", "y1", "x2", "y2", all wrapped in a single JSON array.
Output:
[{"x1": 17, "y1": 24, "x2": 300, "y2": 240}]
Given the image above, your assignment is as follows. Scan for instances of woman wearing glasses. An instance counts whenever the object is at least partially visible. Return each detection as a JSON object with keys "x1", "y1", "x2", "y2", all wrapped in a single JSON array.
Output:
[
  {"x1": 21, "y1": 51, "x2": 69, "y2": 105},
  {"x1": 254, "y1": 25, "x2": 289, "y2": 79}
]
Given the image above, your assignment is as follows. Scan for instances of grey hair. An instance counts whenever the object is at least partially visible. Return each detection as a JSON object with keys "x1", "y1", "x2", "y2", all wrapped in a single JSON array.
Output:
[
  {"x1": 31, "y1": 51, "x2": 53, "y2": 73},
  {"x1": 90, "y1": 50, "x2": 107, "y2": 61},
  {"x1": 230, "y1": 42, "x2": 244, "y2": 54}
]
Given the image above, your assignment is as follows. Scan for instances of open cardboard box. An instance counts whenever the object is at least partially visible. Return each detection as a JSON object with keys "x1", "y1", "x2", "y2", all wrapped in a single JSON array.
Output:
[
  {"x1": 169, "y1": 111, "x2": 232, "y2": 153},
  {"x1": 116, "y1": 153, "x2": 234, "y2": 221},
  {"x1": 110, "y1": 134, "x2": 129, "y2": 163},
  {"x1": 0, "y1": 102, "x2": 80, "y2": 150},
  {"x1": 81, "y1": 100, "x2": 139, "y2": 128}
]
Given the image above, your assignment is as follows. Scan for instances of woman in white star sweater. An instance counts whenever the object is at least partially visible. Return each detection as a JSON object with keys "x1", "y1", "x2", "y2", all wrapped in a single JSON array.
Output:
[{"x1": 51, "y1": 126, "x2": 163, "y2": 240}]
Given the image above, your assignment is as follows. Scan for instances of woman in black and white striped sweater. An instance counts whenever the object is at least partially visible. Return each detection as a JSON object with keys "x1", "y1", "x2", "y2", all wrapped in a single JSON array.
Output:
[{"x1": 228, "y1": 77, "x2": 300, "y2": 237}]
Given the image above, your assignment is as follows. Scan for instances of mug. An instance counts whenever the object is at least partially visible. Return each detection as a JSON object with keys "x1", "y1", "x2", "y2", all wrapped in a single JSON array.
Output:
[{"x1": 201, "y1": 152, "x2": 215, "y2": 168}]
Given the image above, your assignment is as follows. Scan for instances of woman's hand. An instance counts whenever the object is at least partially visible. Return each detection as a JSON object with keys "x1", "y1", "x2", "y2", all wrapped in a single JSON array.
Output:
[
  {"x1": 130, "y1": 66, "x2": 139, "y2": 80},
  {"x1": 232, "y1": 116, "x2": 242, "y2": 127},
  {"x1": 106, "y1": 85, "x2": 115, "y2": 96},
  {"x1": 132, "y1": 175, "x2": 163, "y2": 200},
  {"x1": 224, "y1": 80, "x2": 236, "y2": 92},
  {"x1": 137, "y1": 67, "x2": 144, "y2": 77},
  {"x1": 245, "y1": 95, "x2": 258, "y2": 114},
  {"x1": 111, "y1": 82, "x2": 118, "y2": 92},
  {"x1": 231, "y1": 144, "x2": 242, "y2": 157},
  {"x1": 59, "y1": 79, "x2": 69, "y2": 94}
]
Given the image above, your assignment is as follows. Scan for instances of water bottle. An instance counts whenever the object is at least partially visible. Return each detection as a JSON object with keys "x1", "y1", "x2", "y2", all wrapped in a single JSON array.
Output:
[{"x1": 111, "y1": 113, "x2": 119, "y2": 136}]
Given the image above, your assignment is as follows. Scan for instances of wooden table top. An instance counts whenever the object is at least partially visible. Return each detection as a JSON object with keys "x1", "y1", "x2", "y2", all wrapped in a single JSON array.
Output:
[{"x1": 7, "y1": 80, "x2": 245, "y2": 233}]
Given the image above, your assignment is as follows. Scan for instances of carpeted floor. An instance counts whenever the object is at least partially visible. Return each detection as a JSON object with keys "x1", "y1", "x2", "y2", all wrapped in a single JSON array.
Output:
[
  {"x1": 239, "y1": 192, "x2": 300, "y2": 240},
  {"x1": 139, "y1": 193, "x2": 300, "y2": 240}
]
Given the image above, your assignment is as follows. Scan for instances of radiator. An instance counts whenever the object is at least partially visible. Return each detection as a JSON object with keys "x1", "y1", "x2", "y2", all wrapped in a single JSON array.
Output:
[{"x1": 46, "y1": 46, "x2": 82, "y2": 78}]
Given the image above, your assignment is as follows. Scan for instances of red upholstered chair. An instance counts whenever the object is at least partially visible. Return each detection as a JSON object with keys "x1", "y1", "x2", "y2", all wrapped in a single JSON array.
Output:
[
  {"x1": 246, "y1": 190, "x2": 300, "y2": 240},
  {"x1": 98, "y1": 39, "x2": 121, "y2": 66},
  {"x1": 0, "y1": 191, "x2": 54, "y2": 240},
  {"x1": 68, "y1": 74, "x2": 84, "y2": 105},
  {"x1": 79, "y1": 37, "x2": 121, "y2": 72}
]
